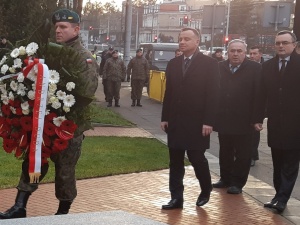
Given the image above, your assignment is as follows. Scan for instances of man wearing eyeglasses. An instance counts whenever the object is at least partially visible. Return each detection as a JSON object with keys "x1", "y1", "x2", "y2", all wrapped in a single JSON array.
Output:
[
  {"x1": 254, "y1": 30, "x2": 300, "y2": 213},
  {"x1": 213, "y1": 39, "x2": 262, "y2": 195}
]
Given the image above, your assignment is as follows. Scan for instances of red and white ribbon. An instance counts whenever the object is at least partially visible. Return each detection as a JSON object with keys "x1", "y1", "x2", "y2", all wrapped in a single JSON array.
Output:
[{"x1": 23, "y1": 58, "x2": 49, "y2": 183}]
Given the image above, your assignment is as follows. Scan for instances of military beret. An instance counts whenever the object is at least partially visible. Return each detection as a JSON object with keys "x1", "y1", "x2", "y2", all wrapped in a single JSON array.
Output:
[
  {"x1": 112, "y1": 50, "x2": 118, "y2": 54},
  {"x1": 136, "y1": 48, "x2": 143, "y2": 53},
  {"x1": 52, "y1": 9, "x2": 80, "y2": 25}
]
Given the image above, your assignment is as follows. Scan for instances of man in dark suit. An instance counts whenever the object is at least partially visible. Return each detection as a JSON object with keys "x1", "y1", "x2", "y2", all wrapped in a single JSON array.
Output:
[
  {"x1": 254, "y1": 30, "x2": 300, "y2": 213},
  {"x1": 213, "y1": 39, "x2": 261, "y2": 194},
  {"x1": 161, "y1": 27, "x2": 220, "y2": 209}
]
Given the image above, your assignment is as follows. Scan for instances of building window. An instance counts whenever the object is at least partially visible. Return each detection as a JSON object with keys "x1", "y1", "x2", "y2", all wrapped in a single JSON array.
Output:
[
  {"x1": 179, "y1": 18, "x2": 183, "y2": 26},
  {"x1": 179, "y1": 5, "x2": 186, "y2": 12}
]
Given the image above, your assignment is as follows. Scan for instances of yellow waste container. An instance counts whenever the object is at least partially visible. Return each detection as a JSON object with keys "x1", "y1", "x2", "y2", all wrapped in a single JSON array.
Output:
[{"x1": 149, "y1": 70, "x2": 166, "y2": 103}]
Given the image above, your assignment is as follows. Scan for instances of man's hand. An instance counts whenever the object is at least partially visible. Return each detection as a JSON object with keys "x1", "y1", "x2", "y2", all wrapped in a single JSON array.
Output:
[
  {"x1": 254, "y1": 123, "x2": 263, "y2": 131},
  {"x1": 161, "y1": 121, "x2": 168, "y2": 133},
  {"x1": 202, "y1": 125, "x2": 213, "y2": 136}
]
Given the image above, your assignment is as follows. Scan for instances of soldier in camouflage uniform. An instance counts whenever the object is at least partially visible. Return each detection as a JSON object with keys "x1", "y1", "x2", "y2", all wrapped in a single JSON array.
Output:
[
  {"x1": 0, "y1": 9, "x2": 98, "y2": 219},
  {"x1": 127, "y1": 49, "x2": 149, "y2": 107},
  {"x1": 102, "y1": 50, "x2": 126, "y2": 107}
]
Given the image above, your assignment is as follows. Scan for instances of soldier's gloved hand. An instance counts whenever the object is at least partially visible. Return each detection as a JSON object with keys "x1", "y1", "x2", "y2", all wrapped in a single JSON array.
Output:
[{"x1": 127, "y1": 78, "x2": 130, "y2": 82}]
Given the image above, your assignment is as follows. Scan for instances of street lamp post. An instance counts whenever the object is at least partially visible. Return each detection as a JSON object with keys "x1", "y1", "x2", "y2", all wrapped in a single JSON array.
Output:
[{"x1": 225, "y1": 0, "x2": 230, "y2": 42}]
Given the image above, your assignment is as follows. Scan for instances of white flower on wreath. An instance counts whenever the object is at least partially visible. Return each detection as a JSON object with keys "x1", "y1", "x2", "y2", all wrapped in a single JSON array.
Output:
[
  {"x1": 10, "y1": 106, "x2": 16, "y2": 114},
  {"x1": 56, "y1": 90, "x2": 66, "y2": 100},
  {"x1": 32, "y1": 83, "x2": 36, "y2": 91},
  {"x1": 51, "y1": 101, "x2": 62, "y2": 109},
  {"x1": 66, "y1": 82, "x2": 75, "y2": 91},
  {"x1": 10, "y1": 48, "x2": 20, "y2": 58},
  {"x1": 0, "y1": 83, "x2": 6, "y2": 92},
  {"x1": 22, "y1": 108, "x2": 30, "y2": 115},
  {"x1": 10, "y1": 80, "x2": 18, "y2": 92},
  {"x1": 17, "y1": 73, "x2": 25, "y2": 82},
  {"x1": 0, "y1": 56, "x2": 7, "y2": 66},
  {"x1": 45, "y1": 109, "x2": 50, "y2": 115},
  {"x1": 49, "y1": 96, "x2": 58, "y2": 104},
  {"x1": 21, "y1": 101, "x2": 29, "y2": 110},
  {"x1": 13, "y1": 58, "x2": 23, "y2": 69},
  {"x1": 48, "y1": 83, "x2": 57, "y2": 93},
  {"x1": 27, "y1": 90, "x2": 35, "y2": 100},
  {"x1": 63, "y1": 106, "x2": 70, "y2": 113},
  {"x1": 26, "y1": 42, "x2": 39, "y2": 56},
  {"x1": 1, "y1": 64, "x2": 9, "y2": 74},
  {"x1": 9, "y1": 67, "x2": 16, "y2": 74},
  {"x1": 53, "y1": 116, "x2": 66, "y2": 127},
  {"x1": 49, "y1": 70, "x2": 60, "y2": 84},
  {"x1": 18, "y1": 46, "x2": 26, "y2": 55},
  {"x1": 1, "y1": 95, "x2": 9, "y2": 105},
  {"x1": 63, "y1": 94, "x2": 75, "y2": 107},
  {"x1": 17, "y1": 83, "x2": 27, "y2": 96},
  {"x1": 8, "y1": 91, "x2": 14, "y2": 100}
]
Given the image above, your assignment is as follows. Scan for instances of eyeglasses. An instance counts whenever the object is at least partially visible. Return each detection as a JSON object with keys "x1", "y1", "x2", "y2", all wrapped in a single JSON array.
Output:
[{"x1": 275, "y1": 41, "x2": 295, "y2": 46}]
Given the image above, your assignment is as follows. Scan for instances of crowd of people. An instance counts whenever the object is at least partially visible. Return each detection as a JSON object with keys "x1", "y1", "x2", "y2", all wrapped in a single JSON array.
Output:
[{"x1": 161, "y1": 28, "x2": 300, "y2": 215}]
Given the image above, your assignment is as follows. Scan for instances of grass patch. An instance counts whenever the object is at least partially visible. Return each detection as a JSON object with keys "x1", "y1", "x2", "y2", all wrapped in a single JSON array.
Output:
[
  {"x1": 89, "y1": 103, "x2": 134, "y2": 127},
  {"x1": 0, "y1": 137, "x2": 175, "y2": 189}
]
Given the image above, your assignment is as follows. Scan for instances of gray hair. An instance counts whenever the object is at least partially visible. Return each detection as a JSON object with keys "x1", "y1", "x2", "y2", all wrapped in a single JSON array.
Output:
[{"x1": 228, "y1": 39, "x2": 247, "y2": 50}]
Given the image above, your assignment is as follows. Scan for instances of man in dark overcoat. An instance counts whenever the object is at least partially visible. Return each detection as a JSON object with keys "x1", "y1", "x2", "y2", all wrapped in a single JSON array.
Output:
[
  {"x1": 161, "y1": 27, "x2": 220, "y2": 209},
  {"x1": 213, "y1": 39, "x2": 261, "y2": 194},
  {"x1": 254, "y1": 30, "x2": 300, "y2": 213}
]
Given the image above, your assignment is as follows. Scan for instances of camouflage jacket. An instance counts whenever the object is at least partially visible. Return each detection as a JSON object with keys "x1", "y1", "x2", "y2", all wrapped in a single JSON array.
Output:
[
  {"x1": 103, "y1": 57, "x2": 126, "y2": 81},
  {"x1": 126, "y1": 56, "x2": 149, "y2": 80},
  {"x1": 65, "y1": 36, "x2": 99, "y2": 135}
]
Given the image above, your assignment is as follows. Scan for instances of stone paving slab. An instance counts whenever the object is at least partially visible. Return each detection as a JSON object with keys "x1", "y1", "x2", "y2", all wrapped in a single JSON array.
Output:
[
  {"x1": 0, "y1": 211, "x2": 167, "y2": 225},
  {"x1": 84, "y1": 127, "x2": 153, "y2": 138}
]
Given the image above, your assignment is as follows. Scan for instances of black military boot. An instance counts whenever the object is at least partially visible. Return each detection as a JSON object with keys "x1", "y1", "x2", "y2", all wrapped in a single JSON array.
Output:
[
  {"x1": 131, "y1": 100, "x2": 136, "y2": 107},
  {"x1": 0, "y1": 190, "x2": 31, "y2": 219},
  {"x1": 136, "y1": 99, "x2": 142, "y2": 107},
  {"x1": 107, "y1": 101, "x2": 112, "y2": 107},
  {"x1": 55, "y1": 200, "x2": 72, "y2": 215},
  {"x1": 115, "y1": 100, "x2": 120, "y2": 107}
]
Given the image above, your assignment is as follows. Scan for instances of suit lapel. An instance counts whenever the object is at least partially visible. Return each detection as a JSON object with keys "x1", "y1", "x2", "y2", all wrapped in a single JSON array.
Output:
[{"x1": 182, "y1": 50, "x2": 200, "y2": 78}]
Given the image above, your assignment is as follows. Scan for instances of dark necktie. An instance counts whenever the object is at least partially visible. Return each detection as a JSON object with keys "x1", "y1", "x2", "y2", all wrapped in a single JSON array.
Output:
[
  {"x1": 230, "y1": 66, "x2": 236, "y2": 74},
  {"x1": 279, "y1": 59, "x2": 287, "y2": 75},
  {"x1": 184, "y1": 58, "x2": 190, "y2": 70}
]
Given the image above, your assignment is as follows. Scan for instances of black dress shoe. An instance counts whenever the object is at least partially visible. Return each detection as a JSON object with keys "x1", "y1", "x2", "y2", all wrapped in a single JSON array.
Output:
[
  {"x1": 212, "y1": 180, "x2": 229, "y2": 188},
  {"x1": 196, "y1": 196, "x2": 210, "y2": 207},
  {"x1": 227, "y1": 186, "x2": 242, "y2": 194},
  {"x1": 264, "y1": 199, "x2": 277, "y2": 208},
  {"x1": 162, "y1": 199, "x2": 183, "y2": 210},
  {"x1": 272, "y1": 201, "x2": 286, "y2": 213}
]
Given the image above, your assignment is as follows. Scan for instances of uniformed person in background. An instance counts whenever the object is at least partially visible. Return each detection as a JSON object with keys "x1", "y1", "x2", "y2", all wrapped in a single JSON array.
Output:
[
  {"x1": 0, "y1": 9, "x2": 98, "y2": 219},
  {"x1": 103, "y1": 50, "x2": 126, "y2": 107},
  {"x1": 100, "y1": 47, "x2": 114, "y2": 102},
  {"x1": 127, "y1": 48, "x2": 149, "y2": 107}
]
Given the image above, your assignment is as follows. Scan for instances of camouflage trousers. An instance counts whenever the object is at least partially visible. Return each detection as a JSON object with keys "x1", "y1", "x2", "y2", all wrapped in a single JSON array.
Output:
[
  {"x1": 131, "y1": 79, "x2": 145, "y2": 100},
  {"x1": 17, "y1": 134, "x2": 84, "y2": 201},
  {"x1": 106, "y1": 80, "x2": 121, "y2": 101}
]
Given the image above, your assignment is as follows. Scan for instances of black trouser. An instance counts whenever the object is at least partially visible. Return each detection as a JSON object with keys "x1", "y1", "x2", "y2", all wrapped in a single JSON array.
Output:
[
  {"x1": 218, "y1": 133, "x2": 252, "y2": 188},
  {"x1": 271, "y1": 148, "x2": 300, "y2": 204},
  {"x1": 168, "y1": 148, "x2": 212, "y2": 200},
  {"x1": 251, "y1": 130, "x2": 260, "y2": 160},
  {"x1": 17, "y1": 135, "x2": 83, "y2": 201}
]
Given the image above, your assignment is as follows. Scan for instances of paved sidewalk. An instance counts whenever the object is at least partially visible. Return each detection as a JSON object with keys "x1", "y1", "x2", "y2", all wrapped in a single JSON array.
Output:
[{"x1": 0, "y1": 79, "x2": 298, "y2": 224}]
